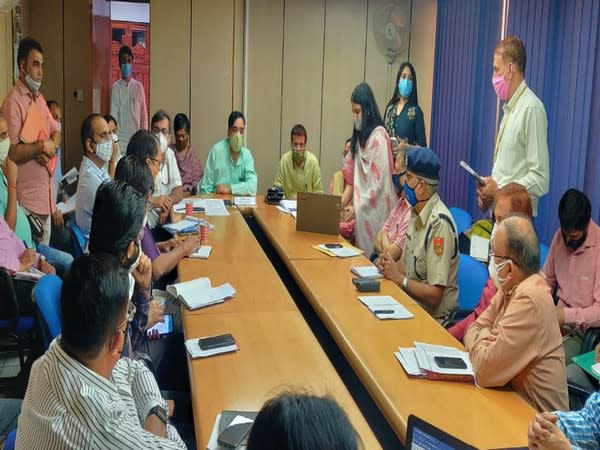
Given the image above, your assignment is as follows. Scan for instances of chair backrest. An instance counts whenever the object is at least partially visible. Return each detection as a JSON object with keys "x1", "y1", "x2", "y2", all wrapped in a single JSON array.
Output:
[
  {"x1": 449, "y1": 207, "x2": 473, "y2": 235},
  {"x1": 4, "y1": 428, "x2": 16, "y2": 450},
  {"x1": 539, "y1": 243, "x2": 549, "y2": 268},
  {"x1": 457, "y1": 254, "x2": 488, "y2": 311},
  {"x1": 67, "y1": 218, "x2": 86, "y2": 257},
  {"x1": 33, "y1": 275, "x2": 63, "y2": 349}
]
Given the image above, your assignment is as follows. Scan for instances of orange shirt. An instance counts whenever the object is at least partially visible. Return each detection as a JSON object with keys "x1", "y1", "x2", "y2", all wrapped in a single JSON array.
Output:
[{"x1": 1, "y1": 79, "x2": 59, "y2": 215}]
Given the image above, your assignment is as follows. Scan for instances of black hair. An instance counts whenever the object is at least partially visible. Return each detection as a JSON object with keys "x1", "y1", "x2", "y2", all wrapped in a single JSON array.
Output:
[
  {"x1": 115, "y1": 155, "x2": 154, "y2": 197},
  {"x1": 126, "y1": 129, "x2": 159, "y2": 159},
  {"x1": 80, "y1": 113, "x2": 104, "y2": 154},
  {"x1": 151, "y1": 109, "x2": 172, "y2": 133},
  {"x1": 559, "y1": 189, "x2": 591, "y2": 231},
  {"x1": 17, "y1": 37, "x2": 43, "y2": 67},
  {"x1": 118, "y1": 45, "x2": 133, "y2": 63},
  {"x1": 88, "y1": 180, "x2": 145, "y2": 261},
  {"x1": 246, "y1": 392, "x2": 361, "y2": 450},
  {"x1": 350, "y1": 83, "x2": 383, "y2": 156},
  {"x1": 385, "y1": 61, "x2": 420, "y2": 110},
  {"x1": 228, "y1": 111, "x2": 245, "y2": 129},
  {"x1": 60, "y1": 253, "x2": 129, "y2": 360},
  {"x1": 290, "y1": 124, "x2": 307, "y2": 142},
  {"x1": 174, "y1": 113, "x2": 190, "y2": 134},
  {"x1": 104, "y1": 114, "x2": 117, "y2": 128}
]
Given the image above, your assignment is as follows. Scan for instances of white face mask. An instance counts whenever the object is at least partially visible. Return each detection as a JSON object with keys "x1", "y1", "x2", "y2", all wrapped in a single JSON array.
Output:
[
  {"x1": 111, "y1": 131, "x2": 119, "y2": 143},
  {"x1": 128, "y1": 273, "x2": 136, "y2": 300},
  {"x1": 0, "y1": 138, "x2": 10, "y2": 165},
  {"x1": 94, "y1": 139, "x2": 113, "y2": 162},
  {"x1": 353, "y1": 116, "x2": 363, "y2": 131},
  {"x1": 142, "y1": 213, "x2": 148, "y2": 229},
  {"x1": 25, "y1": 74, "x2": 41, "y2": 92},
  {"x1": 489, "y1": 257, "x2": 511, "y2": 290},
  {"x1": 155, "y1": 132, "x2": 168, "y2": 153},
  {"x1": 128, "y1": 240, "x2": 142, "y2": 274}
]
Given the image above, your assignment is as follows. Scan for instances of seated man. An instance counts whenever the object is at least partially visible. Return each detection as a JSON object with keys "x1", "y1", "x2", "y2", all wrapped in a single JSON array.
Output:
[
  {"x1": 200, "y1": 111, "x2": 257, "y2": 195},
  {"x1": 104, "y1": 113, "x2": 122, "y2": 177},
  {"x1": 544, "y1": 189, "x2": 600, "y2": 363},
  {"x1": 464, "y1": 215, "x2": 568, "y2": 412},
  {"x1": 373, "y1": 146, "x2": 411, "y2": 262},
  {"x1": 150, "y1": 110, "x2": 182, "y2": 228},
  {"x1": 448, "y1": 182, "x2": 533, "y2": 341},
  {"x1": 380, "y1": 147, "x2": 458, "y2": 321},
  {"x1": 273, "y1": 124, "x2": 322, "y2": 199},
  {"x1": 75, "y1": 114, "x2": 115, "y2": 239},
  {"x1": 15, "y1": 253, "x2": 186, "y2": 448},
  {"x1": 528, "y1": 392, "x2": 600, "y2": 449}
]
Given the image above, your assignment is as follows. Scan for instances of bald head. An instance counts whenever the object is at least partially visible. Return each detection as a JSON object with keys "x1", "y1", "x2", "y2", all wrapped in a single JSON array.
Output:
[{"x1": 497, "y1": 215, "x2": 540, "y2": 277}]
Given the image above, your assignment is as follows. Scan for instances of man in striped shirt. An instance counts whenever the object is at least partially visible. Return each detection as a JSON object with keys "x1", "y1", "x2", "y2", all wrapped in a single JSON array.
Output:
[
  {"x1": 16, "y1": 253, "x2": 186, "y2": 449},
  {"x1": 528, "y1": 392, "x2": 600, "y2": 449}
]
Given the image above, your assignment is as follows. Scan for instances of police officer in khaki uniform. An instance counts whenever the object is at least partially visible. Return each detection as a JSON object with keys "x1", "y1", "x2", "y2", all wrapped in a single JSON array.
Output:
[{"x1": 381, "y1": 147, "x2": 458, "y2": 321}]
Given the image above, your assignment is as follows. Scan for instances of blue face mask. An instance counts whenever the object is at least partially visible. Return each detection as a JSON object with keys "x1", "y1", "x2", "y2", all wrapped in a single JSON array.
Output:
[
  {"x1": 120, "y1": 63, "x2": 132, "y2": 78},
  {"x1": 398, "y1": 78, "x2": 413, "y2": 98},
  {"x1": 392, "y1": 173, "x2": 404, "y2": 195},
  {"x1": 403, "y1": 180, "x2": 418, "y2": 207}
]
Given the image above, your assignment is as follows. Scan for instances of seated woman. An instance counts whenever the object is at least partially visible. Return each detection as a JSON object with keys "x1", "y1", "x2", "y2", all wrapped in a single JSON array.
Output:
[
  {"x1": 328, "y1": 138, "x2": 351, "y2": 196},
  {"x1": 373, "y1": 146, "x2": 411, "y2": 263},
  {"x1": 124, "y1": 132, "x2": 200, "y2": 289},
  {"x1": 246, "y1": 392, "x2": 361, "y2": 450},
  {"x1": 171, "y1": 113, "x2": 203, "y2": 197},
  {"x1": 343, "y1": 83, "x2": 396, "y2": 253}
]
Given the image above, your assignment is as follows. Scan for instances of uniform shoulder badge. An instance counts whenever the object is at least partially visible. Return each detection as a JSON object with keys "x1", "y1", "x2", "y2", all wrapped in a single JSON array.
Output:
[{"x1": 433, "y1": 236, "x2": 444, "y2": 256}]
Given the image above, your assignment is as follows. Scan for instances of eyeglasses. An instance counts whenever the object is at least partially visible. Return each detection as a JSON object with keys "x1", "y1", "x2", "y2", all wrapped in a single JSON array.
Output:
[
  {"x1": 106, "y1": 303, "x2": 136, "y2": 347},
  {"x1": 489, "y1": 251, "x2": 514, "y2": 263}
]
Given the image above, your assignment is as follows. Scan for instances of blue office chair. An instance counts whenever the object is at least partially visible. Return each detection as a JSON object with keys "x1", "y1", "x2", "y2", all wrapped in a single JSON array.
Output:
[
  {"x1": 4, "y1": 429, "x2": 16, "y2": 450},
  {"x1": 457, "y1": 253, "x2": 488, "y2": 311},
  {"x1": 33, "y1": 275, "x2": 63, "y2": 349},
  {"x1": 449, "y1": 207, "x2": 473, "y2": 235},
  {"x1": 67, "y1": 218, "x2": 87, "y2": 257},
  {"x1": 539, "y1": 243, "x2": 549, "y2": 268}
]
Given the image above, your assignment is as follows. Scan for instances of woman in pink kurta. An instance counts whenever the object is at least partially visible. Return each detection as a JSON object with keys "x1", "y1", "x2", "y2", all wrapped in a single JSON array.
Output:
[{"x1": 348, "y1": 83, "x2": 396, "y2": 253}]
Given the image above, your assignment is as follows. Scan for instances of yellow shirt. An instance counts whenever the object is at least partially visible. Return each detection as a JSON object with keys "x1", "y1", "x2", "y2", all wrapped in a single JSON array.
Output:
[{"x1": 273, "y1": 150, "x2": 323, "y2": 199}]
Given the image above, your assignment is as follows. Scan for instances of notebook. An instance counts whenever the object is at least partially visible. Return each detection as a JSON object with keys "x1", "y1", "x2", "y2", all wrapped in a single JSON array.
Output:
[
  {"x1": 296, "y1": 192, "x2": 341, "y2": 235},
  {"x1": 405, "y1": 415, "x2": 477, "y2": 449},
  {"x1": 358, "y1": 295, "x2": 414, "y2": 320},
  {"x1": 188, "y1": 246, "x2": 212, "y2": 259},
  {"x1": 167, "y1": 277, "x2": 236, "y2": 310},
  {"x1": 351, "y1": 265, "x2": 383, "y2": 279}
]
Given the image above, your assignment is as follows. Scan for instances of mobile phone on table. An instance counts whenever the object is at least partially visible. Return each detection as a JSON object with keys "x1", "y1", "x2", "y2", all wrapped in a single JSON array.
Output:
[
  {"x1": 217, "y1": 419, "x2": 253, "y2": 448},
  {"x1": 146, "y1": 314, "x2": 173, "y2": 336},
  {"x1": 433, "y1": 356, "x2": 467, "y2": 370},
  {"x1": 324, "y1": 243, "x2": 343, "y2": 249},
  {"x1": 198, "y1": 333, "x2": 235, "y2": 351}
]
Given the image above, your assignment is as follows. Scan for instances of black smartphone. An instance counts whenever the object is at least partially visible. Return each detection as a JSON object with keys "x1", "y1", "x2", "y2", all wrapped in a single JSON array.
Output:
[
  {"x1": 324, "y1": 243, "x2": 343, "y2": 249},
  {"x1": 198, "y1": 333, "x2": 235, "y2": 351},
  {"x1": 434, "y1": 356, "x2": 467, "y2": 370},
  {"x1": 223, "y1": 199, "x2": 233, "y2": 207},
  {"x1": 217, "y1": 421, "x2": 253, "y2": 448}
]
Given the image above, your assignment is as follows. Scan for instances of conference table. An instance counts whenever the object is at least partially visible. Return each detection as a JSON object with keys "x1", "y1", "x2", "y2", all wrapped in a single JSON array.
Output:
[
  {"x1": 251, "y1": 199, "x2": 536, "y2": 449},
  {"x1": 176, "y1": 204, "x2": 381, "y2": 449}
]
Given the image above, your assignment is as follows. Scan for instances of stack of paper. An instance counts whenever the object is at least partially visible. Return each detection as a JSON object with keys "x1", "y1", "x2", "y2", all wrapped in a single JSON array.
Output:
[
  {"x1": 185, "y1": 337, "x2": 238, "y2": 359},
  {"x1": 395, "y1": 342, "x2": 475, "y2": 382},
  {"x1": 358, "y1": 295, "x2": 414, "y2": 320},
  {"x1": 313, "y1": 243, "x2": 363, "y2": 258},
  {"x1": 188, "y1": 245, "x2": 212, "y2": 259},
  {"x1": 56, "y1": 193, "x2": 77, "y2": 215},
  {"x1": 276, "y1": 199, "x2": 297, "y2": 215},
  {"x1": 167, "y1": 277, "x2": 236, "y2": 310},
  {"x1": 173, "y1": 199, "x2": 230, "y2": 216},
  {"x1": 162, "y1": 218, "x2": 200, "y2": 235},
  {"x1": 351, "y1": 265, "x2": 383, "y2": 279},
  {"x1": 233, "y1": 196, "x2": 256, "y2": 207}
]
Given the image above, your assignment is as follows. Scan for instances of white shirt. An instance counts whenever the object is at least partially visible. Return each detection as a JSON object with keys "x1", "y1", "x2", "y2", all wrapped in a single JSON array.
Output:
[
  {"x1": 491, "y1": 80, "x2": 549, "y2": 216},
  {"x1": 148, "y1": 147, "x2": 182, "y2": 228},
  {"x1": 75, "y1": 156, "x2": 110, "y2": 239},
  {"x1": 16, "y1": 338, "x2": 185, "y2": 449},
  {"x1": 110, "y1": 78, "x2": 148, "y2": 154}
]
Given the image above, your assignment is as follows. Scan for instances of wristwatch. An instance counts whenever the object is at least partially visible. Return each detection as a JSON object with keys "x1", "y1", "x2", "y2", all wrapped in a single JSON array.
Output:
[
  {"x1": 401, "y1": 276, "x2": 409, "y2": 291},
  {"x1": 146, "y1": 403, "x2": 168, "y2": 425}
]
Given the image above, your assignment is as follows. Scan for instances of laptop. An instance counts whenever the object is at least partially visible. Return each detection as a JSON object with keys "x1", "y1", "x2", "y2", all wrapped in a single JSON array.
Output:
[
  {"x1": 405, "y1": 415, "x2": 476, "y2": 450},
  {"x1": 296, "y1": 192, "x2": 341, "y2": 235}
]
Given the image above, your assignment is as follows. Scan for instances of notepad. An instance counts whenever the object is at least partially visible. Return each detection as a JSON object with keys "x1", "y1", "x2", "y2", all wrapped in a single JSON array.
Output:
[
  {"x1": 188, "y1": 246, "x2": 212, "y2": 259},
  {"x1": 351, "y1": 265, "x2": 383, "y2": 279},
  {"x1": 470, "y1": 235, "x2": 490, "y2": 262},
  {"x1": 233, "y1": 196, "x2": 256, "y2": 207},
  {"x1": 314, "y1": 244, "x2": 362, "y2": 258},
  {"x1": 185, "y1": 338, "x2": 238, "y2": 359},
  {"x1": 358, "y1": 295, "x2": 414, "y2": 320},
  {"x1": 56, "y1": 193, "x2": 77, "y2": 215},
  {"x1": 173, "y1": 199, "x2": 230, "y2": 216},
  {"x1": 167, "y1": 277, "x2": 236, "y2": 310}
]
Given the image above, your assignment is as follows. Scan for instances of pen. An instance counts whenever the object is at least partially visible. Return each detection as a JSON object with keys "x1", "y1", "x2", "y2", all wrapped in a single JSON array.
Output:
[{"x1": 373, "y1": 309, "x2": 395, "y2": 314}]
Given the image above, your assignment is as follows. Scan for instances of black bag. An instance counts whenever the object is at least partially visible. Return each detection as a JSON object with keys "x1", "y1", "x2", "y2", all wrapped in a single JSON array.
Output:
[
  {"x1": 265, "y1": 187, "x2": 284, "y2": 204},
  {"x1": 26, "y1": 213, "x2": 44, "y2": 243}
]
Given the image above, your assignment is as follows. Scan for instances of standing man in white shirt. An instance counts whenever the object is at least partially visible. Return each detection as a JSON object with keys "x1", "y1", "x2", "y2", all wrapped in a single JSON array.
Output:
[
  {"x1": 74, "y1": 114, "x2": 114, "y2": 239},
  {"x1": 477, "y1": 36, "x2": 549, "y2": 216},
  {"x1": 16, "y1": 253, "x2": 186, "y2": 449},
  {"x1": 149, "y1": 110, "x2": 182, "y2": 229},
  {"x1": 111, "y1": 45, "x2": 148, "y2": 154}
]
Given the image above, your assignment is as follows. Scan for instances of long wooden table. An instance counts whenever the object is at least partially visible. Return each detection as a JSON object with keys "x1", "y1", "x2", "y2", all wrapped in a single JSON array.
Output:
[
  {"x1": 253, "y1": 201, "x2": 536, "y2": 449},
  {"x1": 177, "y1": 206, "x2": 380, "y2": 449}
]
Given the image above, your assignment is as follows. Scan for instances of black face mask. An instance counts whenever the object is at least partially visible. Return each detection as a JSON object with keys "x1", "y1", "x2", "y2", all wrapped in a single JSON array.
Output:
[{"x1": 562, "y1": 231, "x2": 587, "y2": 250}]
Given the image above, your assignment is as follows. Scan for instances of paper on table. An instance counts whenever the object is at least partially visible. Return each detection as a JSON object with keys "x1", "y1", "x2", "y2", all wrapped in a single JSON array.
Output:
[
  {"x1": 234, "y1": 196, "x2": 256, "y2": 207},
  {"x1": 351, "y1": 265, "x2": 383, "y2": 279},
  {"x1": 395, "y1": 349, "x2": 427, "y2": 377},
  {"x1": 162, "y1": 218, "x2": 199, "y2": 235},
  {"x1": 173, "y1": 199, "x2": 230, "y2": 216},
  {"x1": 414, "y1": 342, "x2": 475, "y2": 376},
  {"x1": 470, "y1": 235, "x2": 490, "y2": 262},
  {"x1": 56, "y1": 193, "x2": 77, "y2": 214},
  {"x1": 317, "y1": 244, "x2": 361, "y2": 258},
  {"x1": 278, "y1": 199, "x2": 297, "y2": 213},
  {"x1": 372, "y1": 305, "x2": 413, "y2": 320},
  {"x1": 188, "y1": 246, "x2": 212, "y2": 259},
  {"x1": 166, "y1": 278, "x2": 236, "y2": 310},
  {"x1": 185, "y1": 338, "x2": 238, "y2": 359},
  {"x1": 358, "y1": 295, "x2": 399, "y2": 308},
  {"x1": 206, "y1": 414, "x2": 222, "y2": 450}
]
